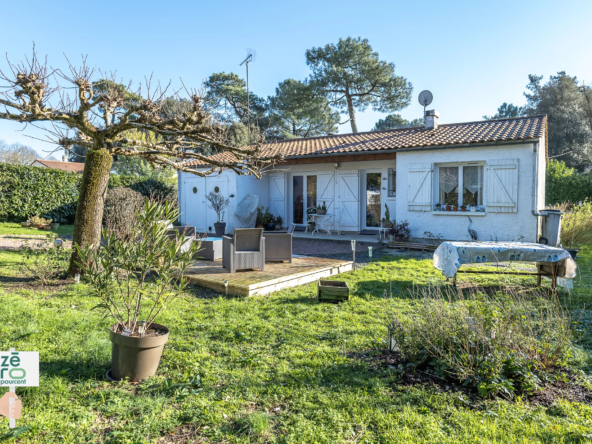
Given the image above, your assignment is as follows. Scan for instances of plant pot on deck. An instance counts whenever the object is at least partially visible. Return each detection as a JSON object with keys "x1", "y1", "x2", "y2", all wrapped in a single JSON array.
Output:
[
  {"x1": 109, "y1": 323, "x2": 169, "y2": 381},
  {"x1": 50, "y1": 222, "x2": 60, "y2": 230},
  {"x1": 214, "y1": 222, "x2": 226, "y2": 237}
]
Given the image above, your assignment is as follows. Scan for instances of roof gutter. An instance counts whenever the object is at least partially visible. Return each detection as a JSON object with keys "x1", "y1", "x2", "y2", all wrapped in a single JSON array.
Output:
[{"x1": 281, "y1": 138, "x2": 539, "y2": 160}]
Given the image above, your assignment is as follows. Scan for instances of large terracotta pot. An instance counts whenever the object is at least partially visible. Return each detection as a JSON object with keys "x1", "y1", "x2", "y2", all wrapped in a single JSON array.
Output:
[{"x1": 109, "y1": 323, "x2": 169, "y2": 381}]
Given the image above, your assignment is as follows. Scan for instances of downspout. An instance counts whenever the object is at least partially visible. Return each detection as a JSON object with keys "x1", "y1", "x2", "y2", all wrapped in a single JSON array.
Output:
[{"x1": 531, "y1": 142, "x2": 546, "y2": 217}]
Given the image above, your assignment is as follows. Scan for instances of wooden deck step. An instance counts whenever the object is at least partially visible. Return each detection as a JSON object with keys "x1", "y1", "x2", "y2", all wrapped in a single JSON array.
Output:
[{"x1": 184, "y1": 256, "x2": 353, "y2": 296}]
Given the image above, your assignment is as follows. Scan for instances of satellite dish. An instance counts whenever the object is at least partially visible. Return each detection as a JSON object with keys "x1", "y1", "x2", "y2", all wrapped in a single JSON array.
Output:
[{"x1": 418, "y1": 90, "x2": 433, "y2": 107}]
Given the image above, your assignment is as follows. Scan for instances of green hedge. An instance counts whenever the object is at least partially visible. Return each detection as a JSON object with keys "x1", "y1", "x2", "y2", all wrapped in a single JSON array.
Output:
[
  {"x1": 0, "y1": 164, "x2": 176, "y2": 222},
  {"x1": 546, "y1": 160, "x2": 592, "y2": 205}
]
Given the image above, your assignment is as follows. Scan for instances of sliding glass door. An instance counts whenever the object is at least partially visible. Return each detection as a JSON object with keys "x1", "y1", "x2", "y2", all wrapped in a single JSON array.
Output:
[
  {"x1": 292, "y1": 175, "x2": 317, "y2": 225},
  {"x1": 365, "y1": 172, "x2": 381, "y2": 228}
]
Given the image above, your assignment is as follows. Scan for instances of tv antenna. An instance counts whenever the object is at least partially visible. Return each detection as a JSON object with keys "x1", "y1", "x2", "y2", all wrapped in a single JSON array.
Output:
[
  {"x1": 240, "y1": 49, "x2": 256, "y2": 143},
  {"x1": 418, "y1": 90, "x2": 433, "y2": 122}
]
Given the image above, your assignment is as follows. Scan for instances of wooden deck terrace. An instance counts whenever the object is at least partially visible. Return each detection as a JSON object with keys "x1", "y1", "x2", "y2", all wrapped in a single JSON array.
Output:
[{"x1": 184, "y1": 256, "x2": 353, "y2": 296}]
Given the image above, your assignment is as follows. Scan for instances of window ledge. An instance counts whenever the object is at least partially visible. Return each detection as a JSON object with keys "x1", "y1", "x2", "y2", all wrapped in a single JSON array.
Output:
[{"x1": 432, "y1": 211, "x2": 486, "y2": 216}]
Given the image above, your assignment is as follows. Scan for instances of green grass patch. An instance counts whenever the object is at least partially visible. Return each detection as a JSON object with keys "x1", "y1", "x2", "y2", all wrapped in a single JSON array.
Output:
[
  {"x1": 0, "y1": 248, "x2": 591, "y2": 442},
  {"x1": 0, "y1": 222, "x2": 74, "y2": 237}
]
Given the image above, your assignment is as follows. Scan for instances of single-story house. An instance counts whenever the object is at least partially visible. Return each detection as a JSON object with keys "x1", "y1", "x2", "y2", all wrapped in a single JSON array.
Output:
[
  {"x1": 32, "y1": 158, "x2": 85, "y2": 173},
  {"x1": 178, "y1": 112, "x2": 547, "y2": 242}
]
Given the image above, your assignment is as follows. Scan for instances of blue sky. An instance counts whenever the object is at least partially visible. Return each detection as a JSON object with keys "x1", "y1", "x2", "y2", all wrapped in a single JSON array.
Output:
[{"x1": 0, "y1": 0, "x2": 590, "y2": 159}]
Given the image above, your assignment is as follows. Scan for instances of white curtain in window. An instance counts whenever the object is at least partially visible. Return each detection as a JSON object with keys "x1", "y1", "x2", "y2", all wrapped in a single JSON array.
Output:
[
  {"x1": 439, "y1": 167, "x2": 458, "y2": 193},
  {"x1": 463, "y1": 166, "x2": 482, "y2": 195}
]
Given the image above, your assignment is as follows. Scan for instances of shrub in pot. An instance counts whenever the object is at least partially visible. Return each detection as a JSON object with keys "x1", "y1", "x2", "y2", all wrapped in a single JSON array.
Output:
[
  {"x1": 206, "y1": 191, "x2": 230, "y2": 236},
  {"x1": 30, "y1": 215, "x2": 51, "y2": 228},
  {"x1": 77, "y1": 199, "x2": 200, "y2": 382}
]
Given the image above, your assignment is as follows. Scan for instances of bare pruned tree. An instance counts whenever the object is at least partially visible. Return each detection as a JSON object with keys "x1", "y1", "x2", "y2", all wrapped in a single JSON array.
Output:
[{"x1": 0, "y1": 49, "x2": 281, "y2": 275}]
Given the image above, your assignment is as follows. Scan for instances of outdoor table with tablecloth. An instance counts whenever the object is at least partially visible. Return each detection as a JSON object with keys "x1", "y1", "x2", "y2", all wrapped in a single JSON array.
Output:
[{"x1": 433, "y1": 241, "x2": 577, "y2": 287}]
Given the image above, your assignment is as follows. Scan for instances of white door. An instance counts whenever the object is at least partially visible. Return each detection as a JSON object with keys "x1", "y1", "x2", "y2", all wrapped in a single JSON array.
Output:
[
  {"x1": 183, "y1": 176, "x2": 206, "y2": 232},
  {"x1": 206, "y1": 178, "x2": 229, "y2": 231},
  {"x1": 336, "y1": 171, "x2": 360, "y2": 231},
  {"x1": 269, "y1": 174, "x2": 286, "y2": 224}
]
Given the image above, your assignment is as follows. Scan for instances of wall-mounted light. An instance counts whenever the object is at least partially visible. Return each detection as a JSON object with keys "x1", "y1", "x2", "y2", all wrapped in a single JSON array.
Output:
[{"x1": 334, "y1": 162, "x2": 340, "y2": 169}]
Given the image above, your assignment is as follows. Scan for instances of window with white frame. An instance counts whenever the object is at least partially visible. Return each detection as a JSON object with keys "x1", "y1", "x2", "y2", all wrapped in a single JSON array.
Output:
[
  {"x1": 436, "y1": 163, "x2": 483, "y2": 209},
  {"x1": 387, "y1": 168, "x2": 396, "y2": 197}
]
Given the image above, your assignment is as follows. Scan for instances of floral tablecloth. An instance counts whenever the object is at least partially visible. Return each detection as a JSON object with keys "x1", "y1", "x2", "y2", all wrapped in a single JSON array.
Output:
[{"x1": 433, "y1": 241, "x2": 577, "y2": 279}]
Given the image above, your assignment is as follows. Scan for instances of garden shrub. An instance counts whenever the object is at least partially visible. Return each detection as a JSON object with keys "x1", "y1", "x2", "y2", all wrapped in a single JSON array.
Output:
[
  {"x1": 20, "y1": 238, "x2": 70, "y2": 285},
  {"x1": 103, "y1": 187, "x2": 145, "y2": 236},
  {"x1": 546, "y1": 160, "x2": 592, "y2": 204},
  {"x1": 550, "y1": 201, "x2": 592, "y2": 247},
  {"x1": 0, "y1": 163, "x2": 176, "y2": 221},
  {"x1": 390, "y1": 286, "x2": 575, "y2": 398},
  {"x1": 0, "y1": 163, "x2": 81, "y2": 222}
]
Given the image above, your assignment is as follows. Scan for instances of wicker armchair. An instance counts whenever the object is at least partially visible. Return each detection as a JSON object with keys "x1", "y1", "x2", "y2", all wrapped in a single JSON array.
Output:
[
  {"x1": 223, "y1": 228, "x2": 265, "y2": 273},
  {"x1": 263, "y1": 224, "x2": 294, "y2": 263}
]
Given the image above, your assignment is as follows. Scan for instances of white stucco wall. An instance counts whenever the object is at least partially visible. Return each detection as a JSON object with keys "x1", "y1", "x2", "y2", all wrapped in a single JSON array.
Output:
[
  {"x1": 396, "y1": 142, "x2": 541, "y2": 242},
  {"x1": 178, "y1": 169, "x2": 269, "y2": 233}
]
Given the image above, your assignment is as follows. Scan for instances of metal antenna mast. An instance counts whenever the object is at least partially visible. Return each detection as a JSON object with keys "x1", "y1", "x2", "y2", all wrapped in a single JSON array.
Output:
[{"x1": 240, "y1": 51, "x2": 254, "y2": 143}]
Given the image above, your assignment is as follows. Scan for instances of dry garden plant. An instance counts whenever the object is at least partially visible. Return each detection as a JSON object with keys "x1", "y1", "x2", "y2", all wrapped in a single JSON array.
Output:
[
  {"x1": 76, "y1": 199, "x2": 199, "y2": 336},
  {"x1": 390, "y1": 285, "x2": 580, "y2": 399},
  {"x1": 551, "y1": 201, "x2": 592, "y2": 248},
  {"x1": 20, "y1": 238, "x2": 70, "y2": 286}
]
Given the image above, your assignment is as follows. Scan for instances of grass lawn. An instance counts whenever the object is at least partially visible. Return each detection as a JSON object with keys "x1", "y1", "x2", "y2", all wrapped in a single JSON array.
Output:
[
  {"x1": 0, "y1": 222, "x2": 74, "y2": 237},
  {"x1": 0, "y1": 246, "x2": 591, "y2": 442}
]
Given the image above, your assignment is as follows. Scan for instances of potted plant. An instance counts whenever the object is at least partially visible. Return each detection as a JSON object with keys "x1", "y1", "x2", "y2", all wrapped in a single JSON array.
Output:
[
  {"x1": 452, "y1": 205, "x2": 458, "y2": 212},
  {"x1": 460, "y1": 205, "x2": 467, "y2": 212},
  {"x1": 50, "y1": 219, "x2": 60, "y2": 230},
  {"x1": 434, "y1": 203, "x2": 441, "y2": 212},
  {"x1": 445, "y1": 205, "x2": 452, "y2": 212},
  {"x1": 263, "y1": 208, "x2": 275, "y2": 231},
  {"x1": 275, "y1": 215, "x2": 283, "y2": 230},
  {"x1": 256, "y1": 206, "x2": 265, "y2": 228},
  {"x1": 206, "y1": 191, "x2": 230, "y2": 236},
  {"x1": 385, "y1": 204, "x2": 391, "y2": 224},
  {"x1": 30, "y1": 216, "x2": 52, "y2": 229},
  {"x1": 469, "y1": 204, "x2": 477, "y2": 212},
  {"x1": 21, "y1": 221, "x2": 31, "y2": 227},
  {"x1": 77, "y1": 200, "x2": 200, "y2": 381},
  {"x1": 381, "y1": 218, "x2": 388, "y2": 228},
  {"x1": 317, "y1": 202, "x2": 327, "y2": 216},
  {"x1": 389, "y1": 220, "x2": 411, "y2": 242}
]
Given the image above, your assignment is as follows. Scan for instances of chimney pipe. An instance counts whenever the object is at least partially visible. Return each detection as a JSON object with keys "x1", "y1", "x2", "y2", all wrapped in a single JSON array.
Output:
[
  {"x1": 62, "y1": 155, "x2": 67, "y2": 162},
  {"x1": 425, "y1": 110, "x2": 439, "y2": 130}
]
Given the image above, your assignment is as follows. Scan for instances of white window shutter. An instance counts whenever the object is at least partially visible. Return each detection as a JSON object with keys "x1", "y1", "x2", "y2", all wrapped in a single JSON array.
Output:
[
  {"x1": 407, "y1": 163, "x2": 433, "y2": 211},
  {"x1": 486, "y1": 159, "x2": 518, "y2": 213}
]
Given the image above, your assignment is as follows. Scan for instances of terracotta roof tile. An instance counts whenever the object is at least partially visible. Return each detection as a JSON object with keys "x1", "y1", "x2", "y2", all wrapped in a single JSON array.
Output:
[
  {"x1": 34, "y1": 159, "x2": 85, "y2": 173},
  {"x1": 186, "y1": 115, "x2": 546, "y2": 167}
]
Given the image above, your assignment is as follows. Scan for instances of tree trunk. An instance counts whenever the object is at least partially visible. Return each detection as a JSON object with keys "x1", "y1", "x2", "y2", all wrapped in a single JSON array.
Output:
[
  {"x1": 68, "y1": 148, "x2": 113, "y2": 276},
  {"x1": 346, "y1": 94, "x2": 358, "y2": 133}
]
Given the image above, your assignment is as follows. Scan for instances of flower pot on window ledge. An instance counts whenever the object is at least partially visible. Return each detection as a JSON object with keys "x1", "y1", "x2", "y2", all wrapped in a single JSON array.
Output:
[
  {"x1": 445, "y1": 205, "x2": 452, "y2": 211},
  {"x1": 214, "y1": 222, "x2": 226, "y2": 237},
  {"x1": 460, "y1": 206, "x2": 467, "y2": 212}
]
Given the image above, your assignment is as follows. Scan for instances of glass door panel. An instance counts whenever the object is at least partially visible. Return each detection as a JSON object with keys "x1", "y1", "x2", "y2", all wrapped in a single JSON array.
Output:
[
  {"x1": 365, "y1": 172, "x2": 381, "y2": 228},
  {"x1": 293, "y1": 176, "x2": 304, "y2": 224}
]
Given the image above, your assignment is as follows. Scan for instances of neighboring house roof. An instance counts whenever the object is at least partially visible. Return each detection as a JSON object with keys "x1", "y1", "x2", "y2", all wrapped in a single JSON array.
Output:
[
  {"x1": 186, "y1": 115, "x2": 547, "y2": 167},
  {"x1": 33, "y1": 159, "x2": 85, "y2": 173}
]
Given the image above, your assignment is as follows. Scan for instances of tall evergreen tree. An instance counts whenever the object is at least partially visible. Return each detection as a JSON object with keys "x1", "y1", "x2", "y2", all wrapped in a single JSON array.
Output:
[
  {"x1": 483, "y1": 102, "x2": 525, "y2": 120},
  {"x1": 523, "y1": 72, "x2": 592, "y2": 165},
  {"x1": 268, "y1": 79, "x2": 339, "y2": 139},
  {"x1": 372, "y1": 114, "x2": 424, "y2": 131},
  {"x1": 306, "y1": 37, "x2": 412, "y2": 133}
]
